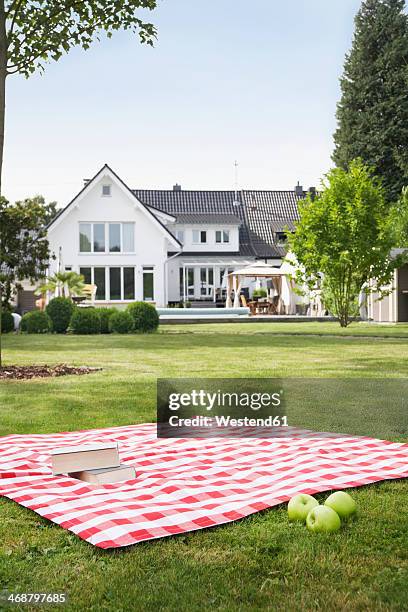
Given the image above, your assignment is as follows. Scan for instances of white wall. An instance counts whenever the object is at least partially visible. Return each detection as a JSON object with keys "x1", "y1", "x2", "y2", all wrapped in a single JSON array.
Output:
[
  {"x1": 168, "y1": 224, "x2": 240, "y2": 252},
  {"x1": 48, "y1": 173, "x2": 172, "y2": 306}
]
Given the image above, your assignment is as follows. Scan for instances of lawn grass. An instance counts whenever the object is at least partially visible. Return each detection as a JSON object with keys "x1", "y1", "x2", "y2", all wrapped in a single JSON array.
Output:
[{"x1": 0, "y1": 323, "x2": 407, "y2": 611}]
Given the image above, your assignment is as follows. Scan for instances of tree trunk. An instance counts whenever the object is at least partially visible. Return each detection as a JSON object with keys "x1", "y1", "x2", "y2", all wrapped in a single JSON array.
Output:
[{"x1": 0, "y1": 0, "x2": 7, "y2": 198}]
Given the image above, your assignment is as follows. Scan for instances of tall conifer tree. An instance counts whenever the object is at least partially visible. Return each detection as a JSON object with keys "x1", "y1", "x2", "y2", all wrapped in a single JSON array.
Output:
[{"x1": 333, "y1": 0, "x2": 408, "y2": 202}]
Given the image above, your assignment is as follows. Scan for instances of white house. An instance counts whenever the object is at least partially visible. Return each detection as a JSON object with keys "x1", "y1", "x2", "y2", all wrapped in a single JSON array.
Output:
[{"x1": 17, "y1": 165, "x2": 307, "y2": 311}]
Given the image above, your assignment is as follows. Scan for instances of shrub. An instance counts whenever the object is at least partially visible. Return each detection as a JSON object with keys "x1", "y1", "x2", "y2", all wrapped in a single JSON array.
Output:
[
  {"x1": 1, "y1": 310, "x2": 14, "y2": 333},
  {"x1": 95, "y1": 307, "x2": 117, "y2": 334},
  {"x1": 70, "y1": 307, "x2": 100, "y2": 335},
  {"x1": 252, "y1": 288, "x2": 267, "y2": 299},
  {"x1": 46, "y1": 297, "x2": 75, "y2": 333},
  {"x1": 127, "y1": 302, "x2": 159, "y2": 333},
  {"x1": 21, "y1": 310, "x2": 51, "y2": 334},
  {"x1": 109, "y1": 310, "x2": 134, "y2": 334}
]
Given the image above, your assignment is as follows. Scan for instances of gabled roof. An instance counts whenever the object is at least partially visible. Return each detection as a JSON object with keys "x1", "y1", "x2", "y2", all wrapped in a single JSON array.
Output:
[
  {"x1": 134, "y1": 188, "x2": 303, "y2": 258},
  {"x1": 47, "y1": 165, "x2": 182, "y2": 251},
  {"x1": 47, "y1": 166, "x2": 304, "y2": 259}
]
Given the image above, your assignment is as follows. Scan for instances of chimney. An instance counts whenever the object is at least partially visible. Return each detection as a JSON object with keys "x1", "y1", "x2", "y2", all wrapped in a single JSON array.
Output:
[
  {"x1": 83, "y1": 178, "x2": 91, "y2": 188},
  {"x1": 308, "y1": 186, "x2": 317, "y2": 200},
  {"x1": 173, "y1": 183, "x2": 181, "y2": 192},
  {"x1": 295, "y1": 181, "x2": 303, "y2": 197}
]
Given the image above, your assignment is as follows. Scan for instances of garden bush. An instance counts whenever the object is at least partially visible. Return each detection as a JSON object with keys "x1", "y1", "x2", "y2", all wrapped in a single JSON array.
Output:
[
  {"x1": 46, "y1": 297, "x2": 75, "y2": 333},
  {"x1": 1, "y1": 310, "x2": 14, "y2": 333},
  {"x1": 95, "y1": 307, "x2": 117, "y2": 334},
  {"x1": 109, "y1": 310, "x2": 134, "y2": 334},
  {"x1": 70, "y1": 307, "x2": 100, "y2": 335},
  {"x1": 127, "y1": 302, "x2": 159, "y2": 333},
  {"x1": 21, "y1": 310, "x2": 51, "y2": 334},
  {"x1": 252, "y1": 288, "x2": 267, "y2": 299}
]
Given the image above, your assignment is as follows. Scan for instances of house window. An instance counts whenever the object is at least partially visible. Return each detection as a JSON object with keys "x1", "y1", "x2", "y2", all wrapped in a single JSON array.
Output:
[
  {"x1": 79, "y1": 267, "x2": 92, "y2": 284},
  {"x1": 79, "y1": 266, "x2": 136, "y2": 301},
  {"x1": 275, "y1": 231, "x2": 287, "y2": 246},
  {"x1": 215, "y1": 230, "x2": 230, "y2": 244},
  {"x1": 124, "y1": 267, "x2": 135, "y2": 300},
  {"x1": 176, "y1": 230, "x2": 184, "y2": 244},
  {"x1": 93, "y1": 223, "x2": 105, "y2": 252},
  {"x1": 109, "y1": 224, "x2": 121, "y2": 253},
  {"x1": 179, "y1": 268, "x2": 184, "y2": 297},
  {"x1": 79, "y1": 223, "x2": 135, "y2": 253},
  {"x1": 94, "y1": 267, "x2": 106, "y2": 300},
  {"x1": 143, "y1": 266, "x2": 154, "y2": 301},
  {"x1": 102, "y1": 184, "x2": 111, "y2": 197},
  {"x1": 123, "y1": 223, "x2": 135, "y2": 252},
  {"x1": 109, "y1": 267, "x2": 121, "y2": 300},
  {"x1": 192, "y1": 230, "x2": 207, "y2": 244},
  {"x1": 64, "y1": 266, "x2": 72, "y2": 272},
  {"x1": 79, "y1": 223, "x2": 92, "y2": 252}
]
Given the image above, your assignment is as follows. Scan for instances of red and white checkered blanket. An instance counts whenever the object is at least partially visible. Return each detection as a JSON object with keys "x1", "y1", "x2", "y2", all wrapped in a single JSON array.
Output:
[{"x1": 0, "y1": 424, "x2": 407, "y2": 549}]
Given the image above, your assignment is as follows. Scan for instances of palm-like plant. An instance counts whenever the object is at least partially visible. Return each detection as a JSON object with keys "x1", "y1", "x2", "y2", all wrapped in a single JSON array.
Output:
[{"x1": 36, "y1": 272, "x2": 86, "y2": 299}]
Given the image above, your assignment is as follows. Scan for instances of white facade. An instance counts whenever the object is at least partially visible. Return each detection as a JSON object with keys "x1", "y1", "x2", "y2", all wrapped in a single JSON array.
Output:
[
  {"x1": 45, "y1": 166, "x2": 274, "y2": 308},
  {"x1": 47, "y1": 167, "x2": 181, "y2": 307}
]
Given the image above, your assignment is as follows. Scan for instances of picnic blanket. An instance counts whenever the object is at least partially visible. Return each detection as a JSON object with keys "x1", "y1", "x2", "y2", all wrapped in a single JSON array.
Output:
[{"x1": 0, "y1": 424, "x2": 407, "y2": 549}]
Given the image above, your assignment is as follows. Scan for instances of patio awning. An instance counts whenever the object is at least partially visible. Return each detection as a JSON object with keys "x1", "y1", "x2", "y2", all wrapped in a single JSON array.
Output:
[
  {"x1": 227, "y1": 262, "x2": 288, "y2": 278},
  {"x1": 226, "y1": 261, "x2": 295, "y2": 311}
]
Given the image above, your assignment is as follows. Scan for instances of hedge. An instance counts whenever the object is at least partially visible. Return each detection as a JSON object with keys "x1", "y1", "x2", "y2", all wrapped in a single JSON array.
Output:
[
  {"x1": 1, "y1": 310, "x2": 14, "y2": 333},
  {"x1": 127, "y1": 302, "x2": 159, "y2": 333},
  {"x1": 95, "y1": 307, "x2": 117, "y2": 334},
  {"x1": 46, "y1": 297, "x2": 75, "y2": 333},
  {"x1": 70, "y1": 307, "x2": 100, "y2": 335},
  {"x1": 21, "y1": 310, "x2": 52, "y2": 334},
  {"x1": 109, "y1": 310, "x2": 133, "y2": 334}
]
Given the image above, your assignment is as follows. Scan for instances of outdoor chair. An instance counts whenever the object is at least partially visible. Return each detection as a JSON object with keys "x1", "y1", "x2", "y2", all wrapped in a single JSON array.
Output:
[{"x1": 76, "y1": 284, "x2": 97, "y2": 306}]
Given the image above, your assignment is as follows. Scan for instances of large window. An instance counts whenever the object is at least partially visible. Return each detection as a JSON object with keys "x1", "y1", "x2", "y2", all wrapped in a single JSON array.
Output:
[
  {"x1": 79, "y1": 223, "x2": 135, "y2": 253},
  {"x1": 79, "y1": 267, "x2": 92, "y2": 284},
  {"x1": 94, "y1": 267, "x2": 106, "y2": 300},
  {"x1": 109, "y1": 268, "x2": 121, "y2": 300},
  {"x1": 109, "y1": 224, "x2": 121, "y2": 253},
  {"x1": 79, "y1": 224, "x2": 92, "y2": 252},
  {"x1": 215, "y1": 230, "x2": 230, "y2": 244},
  {"x1": 123, "y1": 223, "x2": 135, "y2": 252},
  {"x1": 78, "y1": 266, "x2": 136, "y2": 301},
  {"x1": 93, "y1": 224, "x2": 105, "y2": 252},
  {"x1": 143, "y1": 266, "x2": 154, "y2": 301},
  {"x1": 124, "y1": 267, "x2": 135, "y2": 300}
]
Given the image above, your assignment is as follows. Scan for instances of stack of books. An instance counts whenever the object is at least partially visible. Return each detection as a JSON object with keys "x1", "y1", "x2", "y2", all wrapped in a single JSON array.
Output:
[{"x1": 50, "y1": 442, "x2": 136, "y2": 484}]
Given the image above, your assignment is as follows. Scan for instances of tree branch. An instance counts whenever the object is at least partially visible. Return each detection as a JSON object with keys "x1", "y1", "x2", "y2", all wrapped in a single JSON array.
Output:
[{"x1": 6, "y1": 0, "x2": 25, "y2": 43}]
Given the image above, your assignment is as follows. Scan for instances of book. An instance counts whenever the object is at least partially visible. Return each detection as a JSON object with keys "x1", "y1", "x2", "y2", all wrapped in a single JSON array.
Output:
[
  {"x1": 69, "y1": 465, "x2": 136, "y2": 484},
  {"x1": 50, "y1": 442, "x2": 120, "y2": 475}
]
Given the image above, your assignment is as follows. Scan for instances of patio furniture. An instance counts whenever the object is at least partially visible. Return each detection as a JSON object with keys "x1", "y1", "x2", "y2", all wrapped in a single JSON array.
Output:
[
  {"x1": 80, "y1": 284, "x2": 97, "y2": 306},
  {"x1": 226, "y1": 262, "x2": 297, "y2": 313}
]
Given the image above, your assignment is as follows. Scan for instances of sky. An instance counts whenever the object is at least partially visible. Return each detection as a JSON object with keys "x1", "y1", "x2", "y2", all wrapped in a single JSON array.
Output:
[{"x1": 3, "y1": 0, "x2": 362, "y2": 207}]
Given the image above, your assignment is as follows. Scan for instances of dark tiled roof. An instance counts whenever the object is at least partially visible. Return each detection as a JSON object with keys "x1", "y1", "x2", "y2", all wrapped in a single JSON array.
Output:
[
  {"x1": 133, "y1": 189, "x2": 254, "y2": 256},
  {"x1": 134, "y1": 189, "x2": 303, "y2": 258},
  {"x1": 173, "y1": 213, "x2": 242, "y2": 225},
  {"x1": 270, "y1": 220, "x2": 296, "y2": 232},
  {"x1": 242, "y1": 191, "x2": 300, "y2": 258}
]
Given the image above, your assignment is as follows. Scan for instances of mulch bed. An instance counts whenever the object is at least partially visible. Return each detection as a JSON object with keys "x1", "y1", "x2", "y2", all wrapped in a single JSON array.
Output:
[{"x1": 0, "y1": 365, "x2": 102, "y2": 380}]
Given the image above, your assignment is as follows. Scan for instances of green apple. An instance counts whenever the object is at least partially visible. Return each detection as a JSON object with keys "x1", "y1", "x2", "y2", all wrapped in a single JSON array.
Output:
[
  {"x1": 325, "y1": 491, "x2": 356, "y2": 520},
  {"x1": 287, "y1": 493, "x2": 319, "y2": 522},
  {"x1": 306, "y1": 505, "x2": 341, "y2": 533}
]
